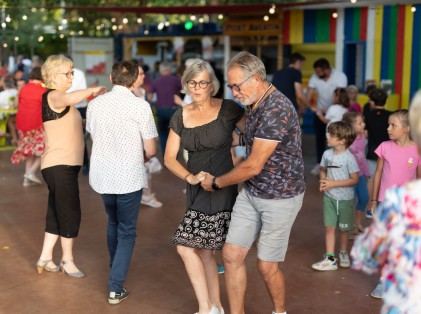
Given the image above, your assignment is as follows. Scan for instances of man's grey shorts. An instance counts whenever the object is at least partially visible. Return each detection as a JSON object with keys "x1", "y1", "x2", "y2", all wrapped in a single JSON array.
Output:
[{"x1": 226, "y1": 189, "x2": 304, "y2": 262}]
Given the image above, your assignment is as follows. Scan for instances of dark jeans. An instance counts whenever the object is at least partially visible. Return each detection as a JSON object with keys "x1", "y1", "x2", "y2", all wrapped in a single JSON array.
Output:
[
  {"x1": 101, "y1": 190, "x2": 142, "y2": 293},
  {"x1": 313, "y1": 114, "x2": 327, "y2": 163},
  {"x1": 156, "y1": 107, "x2": 177, "y2": 156},
  {"x1": 41, "y1": 165, "x2": 81, "y2": 238}
]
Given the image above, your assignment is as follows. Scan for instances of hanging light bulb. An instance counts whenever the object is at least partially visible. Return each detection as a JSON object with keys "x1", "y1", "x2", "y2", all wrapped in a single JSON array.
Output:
[{"x1": 263, "y1": 15, "x2": 269, "y2": 22}]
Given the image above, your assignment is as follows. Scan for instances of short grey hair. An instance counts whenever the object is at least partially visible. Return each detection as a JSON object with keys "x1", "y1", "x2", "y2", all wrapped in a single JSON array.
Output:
[
  {"x1": 226, "y1": 51, "x2": 266, "y2": 81},
  {"x1": 181, "y1": 60, "x2": 220, "y2": 97},
  {"x1": 159, "y1": 62, "x2": 172, "y2": 73},
  {"x1": 409, "y1": 90, "x2": 421, "y2": 146}
]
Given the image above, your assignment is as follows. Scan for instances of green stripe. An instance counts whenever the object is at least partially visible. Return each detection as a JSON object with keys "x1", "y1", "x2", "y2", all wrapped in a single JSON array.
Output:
[
  {"x1": 353, "y1": 8, "x2": 361, "y2": 41},
  {"x1": 388, "y1": 5, "x2": 398, "y2": 87},
  {"x1": 316, "y1": 10, "x2": 330, "y2": 42}
]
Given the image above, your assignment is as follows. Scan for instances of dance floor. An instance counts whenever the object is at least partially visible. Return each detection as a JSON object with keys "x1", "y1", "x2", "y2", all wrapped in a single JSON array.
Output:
[{"x1": 0, "y1": 134, "x2": 381, "y2": 314}]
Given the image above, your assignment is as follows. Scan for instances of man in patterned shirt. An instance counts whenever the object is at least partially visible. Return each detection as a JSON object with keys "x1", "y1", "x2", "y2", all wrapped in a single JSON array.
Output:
[
  {"x1": 201, "y1": 52, "x2": 305, "y2": 314},
  {"x1": 86, "y1": 61, "x2": 158, "y2": 305}
]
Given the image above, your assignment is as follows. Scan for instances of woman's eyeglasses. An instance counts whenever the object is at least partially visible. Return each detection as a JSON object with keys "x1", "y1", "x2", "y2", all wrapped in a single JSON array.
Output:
[
  {"x1": 186, "y1": 80, "x2": 211, "y2": 89},
  {"x1": 57, "y1": 71, "x2": 74, "y2": 78}
]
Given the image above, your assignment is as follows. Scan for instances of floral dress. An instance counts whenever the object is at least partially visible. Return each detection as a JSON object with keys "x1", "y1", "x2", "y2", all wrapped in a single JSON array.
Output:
[{"x1": 351, "y1": 180, "x2": 421, "y2": 314}]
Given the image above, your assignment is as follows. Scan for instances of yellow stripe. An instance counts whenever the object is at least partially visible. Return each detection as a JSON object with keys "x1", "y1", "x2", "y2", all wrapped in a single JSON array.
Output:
[
  {"x1": 373, "y1": 5, "x2": 383, "y2": 83},
  {"x1": 290, "y1": 10, "x2": 304, "y2": 44},
  {"x1": 402, "y1": 5, "x2": 413, "y2": 109}
]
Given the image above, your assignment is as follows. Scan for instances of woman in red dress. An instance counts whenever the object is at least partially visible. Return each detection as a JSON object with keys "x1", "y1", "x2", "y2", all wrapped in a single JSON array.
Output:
[{"x1": 11, "y1": 67, "x2": 46, "y2": 186}]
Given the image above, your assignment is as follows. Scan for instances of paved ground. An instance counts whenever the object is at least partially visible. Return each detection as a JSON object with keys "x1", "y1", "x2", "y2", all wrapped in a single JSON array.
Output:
[{"x1": 0, "y1": 134, "x2": 382, "y2": 314}]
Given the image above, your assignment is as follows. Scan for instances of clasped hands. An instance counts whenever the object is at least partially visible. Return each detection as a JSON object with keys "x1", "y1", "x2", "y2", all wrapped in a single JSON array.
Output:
[
  {"x1": 187, "y1": 171, "x2": 215, "y2": 191},
  {"x1": 319, "y1": 177, "x2": 335, "y2": 192}
]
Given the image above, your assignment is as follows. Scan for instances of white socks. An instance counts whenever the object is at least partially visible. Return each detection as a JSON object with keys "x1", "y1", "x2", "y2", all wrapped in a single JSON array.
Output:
[{"x1": 272, "y1": 312, "x2": 287, "y2": 314}]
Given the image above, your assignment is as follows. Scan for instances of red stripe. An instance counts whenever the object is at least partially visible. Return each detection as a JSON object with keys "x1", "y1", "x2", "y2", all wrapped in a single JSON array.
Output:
[
  {"x1": 395, "y1": 5, "x2": 405, "y2": 97},
  {"x1": 329, "y1": 9, "x2": 336, "y2": 42},
  {"x1": 283, "y1": 11, "x2": 290, "y2": 44},
  {"x1": 360, "y1": 7, "x2": 368, "y2": 41}
]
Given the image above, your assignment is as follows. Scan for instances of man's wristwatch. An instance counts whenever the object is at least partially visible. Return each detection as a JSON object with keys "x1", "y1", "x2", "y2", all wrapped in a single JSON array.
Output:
[{"x1": 212, "y1": 177, "x2": 221, "y2": 191}]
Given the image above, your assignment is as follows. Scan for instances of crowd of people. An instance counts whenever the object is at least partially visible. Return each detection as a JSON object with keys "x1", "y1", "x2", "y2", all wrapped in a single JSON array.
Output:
[{"x1": 1, "y1": 50, "x2": 421, "y2": 314}]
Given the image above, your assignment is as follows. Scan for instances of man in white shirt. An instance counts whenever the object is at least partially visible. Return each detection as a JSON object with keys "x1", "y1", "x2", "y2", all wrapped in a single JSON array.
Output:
[
  {"x1": 86, "y1": 61, "x2": 158, "y2": 305},
  {"x1": 306, "y1": 58, "x2": 347, "y2": 175}
]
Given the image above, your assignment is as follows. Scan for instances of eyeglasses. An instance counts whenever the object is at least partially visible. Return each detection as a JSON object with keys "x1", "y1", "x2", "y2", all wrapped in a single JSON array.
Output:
[
  {"x1": 186, "y1": 80, "x2": 211, "y2": 89},
  {"x1": 57, "y1": 71, "x2": 74, "y2": 78},
  {"x1": 227, "y1": 75, "x2": 253, "y2": 93}
]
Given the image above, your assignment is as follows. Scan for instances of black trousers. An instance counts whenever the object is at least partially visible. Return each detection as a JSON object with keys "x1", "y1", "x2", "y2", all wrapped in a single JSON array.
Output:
[
  {"x1": 41, "y1": 165, "x2": 81, "y2": 238},
  {"x1": 313, "y1": 114, "x2": 327, "y2": 163}
]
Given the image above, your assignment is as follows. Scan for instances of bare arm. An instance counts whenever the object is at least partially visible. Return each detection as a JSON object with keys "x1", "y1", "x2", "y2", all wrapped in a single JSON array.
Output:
[
  {"x1": 201, "y1": 138, "x2": 278, "y2": 190},
  {"x1": 417, "y1": 165, "x2": 421, "y2": 179},
  {"x1": 319, "y1": 171, "x2": 359, "y2": 192},
  {"x1": 370, "y1": 158, "x2": 384, "y2": 213},
  {"x1": 143, "y1": 137, "x2": 157, "y2": 161},
  {"x1": 294, "y1": 82, "x2": 309, "y2": 113},
  {"x1": 235, "y1": 113, "x2": 246, "y2": 133},
  {"x1": 306, "y1": 86, "x2": 315, "y2": 104},
  {"x1": 48, "y1": 86, "x2": 106, "y2": 110},
  {"x1": 164, "y1": 129, "x2": 205, "y2": 185}
]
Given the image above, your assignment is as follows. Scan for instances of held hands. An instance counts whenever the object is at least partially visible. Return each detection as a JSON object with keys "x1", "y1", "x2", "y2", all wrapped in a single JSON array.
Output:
[
  {"x1": 199, "y1": 172, "x2": 214, "y2": 191},
  {"x1": 319, "y1": 178, "x2": 335, "y2": 192},
  {"x1": 92, "y1": 86, "x2": 107, "y2": 97},
  {"x1": 186, "y1": 171, "x2": 208, "y2": 185}
]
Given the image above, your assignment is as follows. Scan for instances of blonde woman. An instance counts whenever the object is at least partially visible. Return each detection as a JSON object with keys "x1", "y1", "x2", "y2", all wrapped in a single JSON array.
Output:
[{"x1": 36, "y1": 54, "x2": 105, "y2": 277}]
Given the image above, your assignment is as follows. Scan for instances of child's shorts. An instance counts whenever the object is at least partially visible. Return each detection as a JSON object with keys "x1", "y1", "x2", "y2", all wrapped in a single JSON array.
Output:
[{"x1": 323, "y1": 195, "x2": 354, "y2": 231}]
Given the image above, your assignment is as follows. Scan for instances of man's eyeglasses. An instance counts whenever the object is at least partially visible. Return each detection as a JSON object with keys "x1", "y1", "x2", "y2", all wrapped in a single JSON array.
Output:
[
  {"x1": 227, "y1": 75, "x2": 252, "y2": 93},
  {"x1": 186, "y1": 80, "x2": 211, "y2": 89},
  {"x1": 57, "y1": 71, "x2": 74, "y2": 78}
]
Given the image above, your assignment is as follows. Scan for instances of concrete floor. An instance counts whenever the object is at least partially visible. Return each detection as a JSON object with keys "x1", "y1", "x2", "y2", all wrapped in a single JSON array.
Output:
[{"x1": 0, "y1": 134, "x2": 382, "y2": 314}]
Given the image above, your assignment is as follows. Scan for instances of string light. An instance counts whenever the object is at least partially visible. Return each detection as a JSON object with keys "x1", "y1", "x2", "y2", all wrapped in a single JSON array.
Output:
[
  {"x1": 5, "y1": 16, "x2": 11, "y2": 23},
  {"x1": 411, "y1": 6, "x2": 416, "y2": 12},
  {"x1": 332, "y1": 12, "x2": 338, "y2": 18},
  {"x1": 137, "y1": 17, "x2": 142, "y2": 24},
  {"x1": 38, "y1": 36, "x2": 44, "y2": 42},
  {"x1": 14, "y1": 36, "x2": 19, "y2": 41},
  {"x1": 351, "y1": 0, "x2": 357, "y2": 3},
  {"x1": 59, "y1": 34, "x2": 65, "y2": 39},
  {"x1": 78, "y1": 17, "x2": 84, "y2": 22},
  {"x1": 198, "y1": 17, "x2": 204, "y2": 23},
  {"x1": 263, "y1": 15, "x2": 269, "y2": 21},
  {"x1": 122, "y1": 17, "x2": 128, "y2": 24},
  {"x1": 3, "y1": 43, "x2": 7, "y2": 48},
  {"x1": 218, "y1": 14, "x2": 224, "y2": 20},
  {"x1": 22, "y1": 15, "x2": 28, "y2": 20},
  {"x1": 190, "y1": 15, "x2": 196, "y2": 21}
]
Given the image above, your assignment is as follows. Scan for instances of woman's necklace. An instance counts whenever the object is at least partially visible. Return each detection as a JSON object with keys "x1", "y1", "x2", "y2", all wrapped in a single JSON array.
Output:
[{"x1": 251, "y1": 83, "x2": 273, "y2": 111}]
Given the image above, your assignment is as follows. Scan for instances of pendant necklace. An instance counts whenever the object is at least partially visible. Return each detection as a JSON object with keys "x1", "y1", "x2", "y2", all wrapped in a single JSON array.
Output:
[{"x1": 252, "y1": 83, "x2": 273, "y2": 111}]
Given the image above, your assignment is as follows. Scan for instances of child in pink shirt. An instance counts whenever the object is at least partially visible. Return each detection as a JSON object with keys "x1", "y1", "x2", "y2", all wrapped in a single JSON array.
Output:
[
  {"x1": 343, "y1": 112, "x2": 370, "y2": 234},
  {"x1": 369, "y1": 109, "x2": 421, "y2": 299},
  {"x1": 347, "y1": 85, "x2": 362, "y2": 113}
]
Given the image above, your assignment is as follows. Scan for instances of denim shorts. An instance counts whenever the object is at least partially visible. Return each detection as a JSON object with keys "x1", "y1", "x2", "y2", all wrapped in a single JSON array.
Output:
[{"x1": 226, "y1": 189, "x2": 304, "y2": 262}]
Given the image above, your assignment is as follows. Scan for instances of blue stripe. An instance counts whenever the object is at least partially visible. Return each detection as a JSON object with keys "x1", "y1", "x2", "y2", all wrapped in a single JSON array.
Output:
[
  {"x1": 344, "y1": 8, "x2": 354, "y2": 42},
  {"x1": 410, "y1": 4, "x2": 421, "y2": 100},
  {"x1": 304, "y1": 10, "x2": 317, "y2": 43},
  {"x1": 380, "y1": 6, "x2": 391, "y2": 80}
]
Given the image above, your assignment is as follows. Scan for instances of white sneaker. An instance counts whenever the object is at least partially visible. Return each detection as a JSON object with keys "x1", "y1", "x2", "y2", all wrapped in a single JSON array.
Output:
[
  {"x1": 141, "y1": 193, "x2": 163, "y2": 208},
  {"x1": 371, "y1": 281, "x2": 384, "y2": 299},
  {"x1": 339, "y1": 250, "x2": 351, "y2": 268},
  {"x1": 312, "y1": 256, "x2": 337, "y2": 271},
  {"x1": 24, "y1": 173, "x2": 42, "y2": 184},
  {"x1": 310, "y1": 164, "x2": 321, "y2": 176}
]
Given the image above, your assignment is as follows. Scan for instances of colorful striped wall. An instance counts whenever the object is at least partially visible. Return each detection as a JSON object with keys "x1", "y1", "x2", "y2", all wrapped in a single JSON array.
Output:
[
  {"x1": 283, "y1": 10, "x2": 336, "y2": 44},
  {"x1": 283, "y1": 4, "x2": 421, "y2": 108},
  {"x1": 368, "y1": 4, "x2": 420, "y2": 108}
]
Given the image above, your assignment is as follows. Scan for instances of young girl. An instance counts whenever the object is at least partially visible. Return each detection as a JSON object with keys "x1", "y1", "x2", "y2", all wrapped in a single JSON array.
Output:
[
  {"x1": 347, "y1": 85, "x2": 362, "y2": 113},
  {"x1": 351, "y1": 91, "x2": 421, "y2": 313},
  {"x1": 369, "y1": 109, "x2": 421, "y2": 299},
  {"x1": 313, "y1": 87, "x2": 349, "y2": 126},
  {"x1": 342, "y1": 112, "x2": 370, "y2": 235}
]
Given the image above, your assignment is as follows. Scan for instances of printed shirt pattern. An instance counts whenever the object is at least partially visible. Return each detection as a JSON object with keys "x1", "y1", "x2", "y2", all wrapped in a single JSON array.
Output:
[{"x1": 244, "y1": 89, "x2": 305, "y2": 199}]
